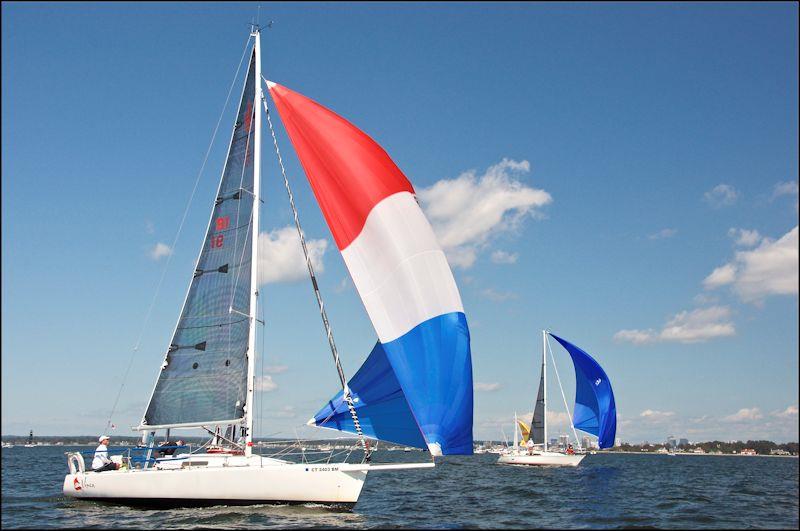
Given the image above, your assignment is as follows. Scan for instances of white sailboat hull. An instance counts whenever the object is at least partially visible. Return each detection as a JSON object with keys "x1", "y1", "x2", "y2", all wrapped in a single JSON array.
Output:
[
  {"x1": 497, "y1": 451, "x2": 585, "y2": 467},
  {"x1": 63, "y1": 454, "x2": 367, "y2": 508}
]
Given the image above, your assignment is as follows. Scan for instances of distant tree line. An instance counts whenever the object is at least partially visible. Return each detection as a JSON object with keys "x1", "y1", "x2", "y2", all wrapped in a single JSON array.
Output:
[{"x1": 609, "y1": 440, "x2": 798, "y2": 455}]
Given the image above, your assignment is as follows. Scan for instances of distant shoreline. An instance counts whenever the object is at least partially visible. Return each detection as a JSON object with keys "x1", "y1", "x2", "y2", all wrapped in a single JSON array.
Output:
[{"x1": 601, "y1": 450, "x2": 798, "y2": 458}]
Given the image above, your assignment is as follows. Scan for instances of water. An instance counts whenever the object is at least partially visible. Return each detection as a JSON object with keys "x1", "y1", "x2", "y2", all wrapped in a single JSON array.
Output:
[{"x1": 2, "y1": 446, "x2": 798, "y2": 528}]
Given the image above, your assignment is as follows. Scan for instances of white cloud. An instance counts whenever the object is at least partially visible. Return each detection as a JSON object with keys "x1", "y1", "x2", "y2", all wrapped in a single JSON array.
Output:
[
  {"x1": 727, "y1": 228, "x2": 762, "y2": 247},
  {"x1": 703, "y1": 184, "x2": 739, "y2": 208},
  {"x1": 480, "y1": 288, "x2": 518, "y2": 302},
  {"x1": 771, "y1": 181, "x2": 798, "y2": 200},
  {"x1": 545, "y1": 411, "x2": 572, "y2": 431},
  {"x1": 490, "y1": 250, "x2": 518, "y2": 264},
  {"x1": 149, "y1": 242, "x2": 173, "y2": 260},
  {"x1": 418, "y1": 158, "x2": 552, "y2": 269},
  {"x1": 615, "y1": 306, "x2": 735, "y2": 344},
  {"x1": 613, "y1": 329, "x2": 656, "y2": 345},
  {"x1": 254, "y1": 375, "x2": 277, "y2": 392},
  {"x1": 648, "y1": 228, "x2": 677, "y2": 240},
  {"x1": 258, "y1": 226, "x2": 327, "y2": 284},
  {"x1": 474, "y1": 382, "x2": 501, "y2": 392},
  {"x1": 703, "y1": 264, "x2": 737, "y2": 289},
  {"x1": 705, "y1": 226, "x2": 798, "y2": 302},
  {"x1": 723, "y1": 407, "x2": 763, "y2": 422},
  {"x1": 771, "y1": 405, "x2": 798, "y2": 419},
  {"x1": 263, "y1": 364, "x2": 288, "y2": 374},
  {"x1": 639, "y1": 409, "x2": 676, "y2": 421}
]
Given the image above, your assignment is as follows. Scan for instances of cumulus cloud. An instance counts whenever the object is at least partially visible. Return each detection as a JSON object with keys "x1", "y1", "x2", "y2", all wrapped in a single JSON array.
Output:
[
  {"x1": 474, "y1": 382, "x2": 501, "y2": 392},
  {"x1": 723, "y1": 407, "x2": 763, "y2": 422},
  {"x1": 704, "y1": 226, "x2": 798, "y2": 302},
  {"x1": 149, "y1": 242, "x2": 173, "y2": 260},
  {"x1": 648, "y1": 228, "x2": 677, "y2": 240},
  {"x1": 490, "y1": 250, "x2": 519, "y2": 264},
  {"x1": 771, "y1": 405, "x2": 798, "y2": 419},
  {"x1": 254, "y1": 375, "x2": 277, "y2": 392},
  {"x1": 258, "y1": 226, "x2": 327, "y2": 284},
  {"x1": 727, "y1": 228, "x2": 762, "y2": 247},
  {"x1": 703, "y1": 264, "x2": 737, "y2": 289},
  {"x1": 418, "y1": 158, "x2": 552, "y2": 268},
  {"x1": 615, "y1": 306, "x2": 735, "y2": 344},
  {"x1": 703, "y1": 184, "x2": 739, "y2": 208}
]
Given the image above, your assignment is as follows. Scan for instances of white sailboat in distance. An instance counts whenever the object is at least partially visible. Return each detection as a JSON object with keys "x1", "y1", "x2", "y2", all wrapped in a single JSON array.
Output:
[
  {"x1": 64, "y1": 24, "x2": 474, "y2": 508},
  {"x1": 498, "y1": 331, "x2": 616, "y2": 467}
]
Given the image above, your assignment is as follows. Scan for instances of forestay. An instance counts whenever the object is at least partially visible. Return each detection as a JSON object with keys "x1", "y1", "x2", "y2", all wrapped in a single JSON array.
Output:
[
  {"x1": 267, "y1": 81, "x2": 474, "y2": 455},
  {"x1": 142, "y1": 50, "x2": 258, "y2": 428}
]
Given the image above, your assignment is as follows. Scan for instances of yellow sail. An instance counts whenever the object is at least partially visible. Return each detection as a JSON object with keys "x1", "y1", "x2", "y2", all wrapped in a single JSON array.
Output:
[{"x1": 517, "y1": 419, "x2": 531, "y2": 445}]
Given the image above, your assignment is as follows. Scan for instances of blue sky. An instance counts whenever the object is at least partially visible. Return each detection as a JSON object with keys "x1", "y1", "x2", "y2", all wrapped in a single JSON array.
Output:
[{"x1": 2, "y1": 2, "x2": 798, "y2": 444}]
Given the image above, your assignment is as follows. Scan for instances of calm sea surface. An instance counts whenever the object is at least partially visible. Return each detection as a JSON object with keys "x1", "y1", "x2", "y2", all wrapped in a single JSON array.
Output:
[{"x1": 2, "y1": 446, "x2": 797, "y2": 529}]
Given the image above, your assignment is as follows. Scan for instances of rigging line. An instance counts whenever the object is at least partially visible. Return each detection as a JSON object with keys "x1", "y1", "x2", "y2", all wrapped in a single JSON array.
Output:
[
  {"x1": 103, "y1": 34, "x2": 254, "y2": 433},
  {"x1": 261, "y1": 79, "x2": 371, "y2": 460},
  {"x1": 545, "y1": 334, "x2": 582, "y2": 451}
]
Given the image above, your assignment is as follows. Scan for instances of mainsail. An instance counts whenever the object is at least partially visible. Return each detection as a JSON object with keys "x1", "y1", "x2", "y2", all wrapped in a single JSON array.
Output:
[
  {"x1": 529, "y1": 361, "x2": 546, "y2": 445},
  {"x1": 549, "y1": 333, "x2": 617, "y2": 449},
  {"x1": 142, "y1": 50, "x2": 258, "y2": 428},
  {"x1": 267, "y1": 81, "x2": 474, "y2": 455}
]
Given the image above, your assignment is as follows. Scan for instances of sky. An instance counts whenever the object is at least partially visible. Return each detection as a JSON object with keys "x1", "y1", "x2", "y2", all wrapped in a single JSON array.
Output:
[{"x1": 2, "y1": 2, "x2": 798, "y2": 444}]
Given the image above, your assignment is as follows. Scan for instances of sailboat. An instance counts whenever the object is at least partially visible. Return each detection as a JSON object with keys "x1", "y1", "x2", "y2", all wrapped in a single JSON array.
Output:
[
  {"x1": 63, "y1": 25, "x2": 473, "y2": 507},
  {"x1": 498, "y1": 331, "x2": 616, "y2": 467},
  {"x1": 24, "y1": 430, "x2": 35, "y2": 448}
]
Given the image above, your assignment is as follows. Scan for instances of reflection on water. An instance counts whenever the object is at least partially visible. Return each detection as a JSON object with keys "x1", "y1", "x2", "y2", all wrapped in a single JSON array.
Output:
[{"x1": 2, "y1": 447, "x2": 798, "y2": 529}]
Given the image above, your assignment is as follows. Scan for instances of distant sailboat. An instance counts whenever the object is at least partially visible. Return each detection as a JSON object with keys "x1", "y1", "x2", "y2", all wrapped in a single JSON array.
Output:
[
  {"x1": 63, "y1": 24, "x2": 473, "y2": 508},
  {"x1": 24, "y1": 430, "x2": 35, "y2": 448},
  {"x1": 498, "y1": 331, "x2": 616, "y2": 467}
]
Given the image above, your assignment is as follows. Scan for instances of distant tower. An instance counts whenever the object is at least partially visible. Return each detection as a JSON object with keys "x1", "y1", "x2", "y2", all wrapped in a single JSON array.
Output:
[{"x1": 27, "y1": 430, "x2": 34, "y2": 445}]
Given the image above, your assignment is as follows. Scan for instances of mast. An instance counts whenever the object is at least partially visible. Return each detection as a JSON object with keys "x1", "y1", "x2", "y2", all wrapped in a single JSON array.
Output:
[
  {"x1": 542, "y1": 330, "x2": 547, "y2": 452},
  {"x1": 244, "y1": 25, "x2": 262, "y2": 456}
]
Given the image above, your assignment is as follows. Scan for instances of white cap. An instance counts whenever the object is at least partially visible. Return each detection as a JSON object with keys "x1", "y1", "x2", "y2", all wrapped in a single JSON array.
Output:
[{"x1": 99, "y1": 435, "x2": 110, "y2": 442}]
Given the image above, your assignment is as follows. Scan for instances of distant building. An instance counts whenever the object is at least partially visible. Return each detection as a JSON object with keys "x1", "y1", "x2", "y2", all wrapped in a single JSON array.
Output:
[
  {"x1": 559, "y1": 434, "x2": 570, "y2": 449},
  {"x1": 549, "y1": 438, "x2": 558, "y2": 447},
  {"x1": 666, "y1": 436, "x2": 677, "y2": 449},
  {"x1": 582, "y1": 436, "x2": 591, "y2": 450},
  {"x1": 741, "y1": 448, "x2": 757, "y2": 456},
  {"x1": 614, "y1": 437, "x2": 622, "y2": 447},
  {"x1": 678, "y1": 438, "x2": 689, "y2": 447}
]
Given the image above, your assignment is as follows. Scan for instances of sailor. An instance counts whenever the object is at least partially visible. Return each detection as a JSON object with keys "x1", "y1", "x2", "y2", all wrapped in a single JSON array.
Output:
[
  {"x1": 526, "y1": 438, "x2": 535, "y2": 455},
  {"x1": 566, "y1": 444, "x2": 575, "y2": 455},
  {"x1": 91, "y1": 435, "x2": 120, "y2": 472}
]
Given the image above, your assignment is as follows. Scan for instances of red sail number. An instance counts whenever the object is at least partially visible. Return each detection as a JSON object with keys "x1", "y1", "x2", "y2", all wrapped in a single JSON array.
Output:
[
  {"x1": 216, "y1": 216, "x2": 230, "y2": 231},
  {"x1": 210, "y1": 234, "x2": 224, "y2": 248}
]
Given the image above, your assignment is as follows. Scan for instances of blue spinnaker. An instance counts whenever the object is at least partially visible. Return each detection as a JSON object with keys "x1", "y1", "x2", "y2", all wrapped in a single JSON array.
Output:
[
  {"x1": 549, "y1": 333, "x2": 617, "y2": 449},
  {"x1": 314, "y1": 312, "x2": 473, "y2": 455},
  {"x1": 313, "y1": 342, "x2": 428, "y2": 449}
]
